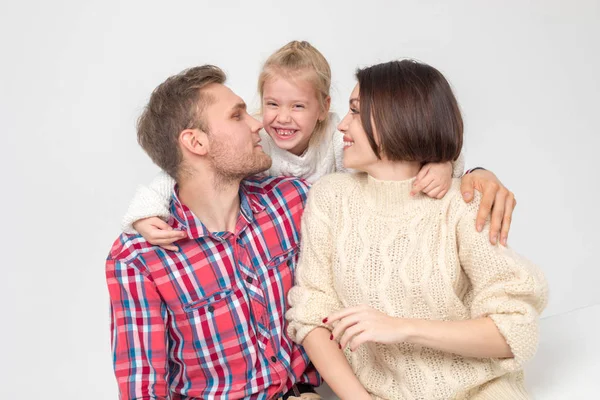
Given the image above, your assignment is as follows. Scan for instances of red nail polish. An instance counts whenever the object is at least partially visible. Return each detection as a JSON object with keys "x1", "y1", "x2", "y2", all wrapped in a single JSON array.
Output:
[
  {"x1": 322, "y1": 318, "x2": 328, "y2": 323},
  {"x1": 329, "y1": 334, "x2": 333, "y2": 340},
  {"x1": 338, "y1": 344, "x2": 342, "y2": 349}
]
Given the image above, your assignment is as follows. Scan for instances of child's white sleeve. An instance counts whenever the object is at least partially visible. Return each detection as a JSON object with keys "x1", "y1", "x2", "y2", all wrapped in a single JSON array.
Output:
[
  {"x1": 452, "y1": 151, "x2": 466, "y2": 178},
  {"x1": 121, "y1": 171, "x2": 175, "y2": 234},
  {"x1": 332, "y1": 129, "x2": 348, "y2": 173}
]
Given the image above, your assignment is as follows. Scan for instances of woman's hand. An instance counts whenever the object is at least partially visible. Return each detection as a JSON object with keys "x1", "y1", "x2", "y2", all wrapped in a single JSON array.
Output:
[
  {"x1": 460, "y1": 169, "x2": 516, "y2": 246},
  {"x1": 132, "y1": 217, "x2": 187, "y2": 251},
  {"x1": 325, "y1": 305, "x2": 413, "y2": 351},
  {"x1": 410, "y1": 162, "x2": 453, "y2": 199}
]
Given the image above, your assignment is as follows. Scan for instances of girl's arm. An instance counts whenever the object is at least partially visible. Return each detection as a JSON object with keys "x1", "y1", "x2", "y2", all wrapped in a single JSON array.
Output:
[
  {"x1": 121, "y1": 172, "x2": 186, "y2": 251},
  {"x1": 121, "y1": 171, "x2": 174, "y2": 233}
]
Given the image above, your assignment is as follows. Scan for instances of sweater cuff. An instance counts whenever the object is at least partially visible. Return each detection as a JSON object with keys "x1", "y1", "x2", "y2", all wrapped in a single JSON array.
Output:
[{"x1": 121, "y1": 186, "x2": 172, "y2": 234}]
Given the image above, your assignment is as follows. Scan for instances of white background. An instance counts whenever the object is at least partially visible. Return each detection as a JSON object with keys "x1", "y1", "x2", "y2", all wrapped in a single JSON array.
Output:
[{"x1": 1, "y1": 0, "x2": 598, "y2": 397}]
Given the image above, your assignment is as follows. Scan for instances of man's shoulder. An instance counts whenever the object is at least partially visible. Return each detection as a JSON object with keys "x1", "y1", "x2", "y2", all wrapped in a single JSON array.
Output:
[
  {"x1": 107, "y1": 232, "x2": 159, "y2": 266},
  {"x1": 243, "y1": 175, "x2": 310, "y2": 200}
]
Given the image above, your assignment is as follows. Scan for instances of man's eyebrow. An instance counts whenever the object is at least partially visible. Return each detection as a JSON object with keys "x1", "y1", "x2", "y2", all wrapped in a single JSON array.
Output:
[{"x1": 230, "y1": 102, "x2": 247, "y2": 112}]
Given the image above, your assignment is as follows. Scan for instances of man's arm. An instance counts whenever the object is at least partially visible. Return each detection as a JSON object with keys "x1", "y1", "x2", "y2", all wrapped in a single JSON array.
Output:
[{"x1": 107, "y1": 257, "x2": 169, "y2": 400}]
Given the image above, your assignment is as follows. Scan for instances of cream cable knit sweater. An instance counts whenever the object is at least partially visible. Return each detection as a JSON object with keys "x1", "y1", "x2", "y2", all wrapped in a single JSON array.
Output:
[
  {"x1": 286, "y1": 173, "x2": 548, "y2": 400},
  {"x1": 121, "y1": 112, "x2": 464, "y2": 233}
]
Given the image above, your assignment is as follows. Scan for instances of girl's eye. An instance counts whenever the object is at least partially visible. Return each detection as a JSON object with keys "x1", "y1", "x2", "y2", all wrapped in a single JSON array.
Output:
[
  {"x1": 266, "y1": 102, "x2": 277, "y2": 107},
  {"x1": 293, "y1": 104, "x2": 305, "y2": 109}
]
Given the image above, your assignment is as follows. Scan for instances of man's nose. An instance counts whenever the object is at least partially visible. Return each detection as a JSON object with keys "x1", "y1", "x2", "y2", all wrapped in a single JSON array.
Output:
[{"x1": 250, "y1": 115, "x2": 263, "y2": 132}]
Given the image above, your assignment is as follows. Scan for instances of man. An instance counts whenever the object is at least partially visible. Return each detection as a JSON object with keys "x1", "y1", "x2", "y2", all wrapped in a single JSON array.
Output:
[
  {"x1": 107, "y1": 65, "x2": 320, "y2": 399},
  {"x1": 106, "y1": 65, "x2": 515, "y2": 399}
]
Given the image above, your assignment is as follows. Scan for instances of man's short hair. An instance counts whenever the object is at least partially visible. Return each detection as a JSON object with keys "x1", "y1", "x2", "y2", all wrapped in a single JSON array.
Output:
[
  {"x1": 356, "y1": 59, "x2": 463, "y2": 163},
  {"x1": 137, "y1": 65, "x2": 226, "y2": 180}
]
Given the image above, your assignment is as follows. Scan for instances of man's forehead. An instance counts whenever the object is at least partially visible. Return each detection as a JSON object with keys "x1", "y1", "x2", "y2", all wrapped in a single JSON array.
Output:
[{"x1": 205, "y1": 83, "x2": 244, "y2": 106}]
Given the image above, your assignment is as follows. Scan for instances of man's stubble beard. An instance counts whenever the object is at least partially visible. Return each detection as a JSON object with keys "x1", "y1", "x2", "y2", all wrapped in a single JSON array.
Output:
[{"x1": 208, "y1": 136, "x2": 272, "y2": 189}]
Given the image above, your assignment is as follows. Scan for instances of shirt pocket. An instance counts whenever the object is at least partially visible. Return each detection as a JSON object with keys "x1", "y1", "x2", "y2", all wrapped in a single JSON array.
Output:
[
  {"x1": 182, "y1": 288, "x2": 249, "y2": 352},
  {"x1": 266, "y1": 245, "x2": 299, "y2": 271},
  {"x1": 183, "y1": 288, "x2": 234, "y2": 313}
]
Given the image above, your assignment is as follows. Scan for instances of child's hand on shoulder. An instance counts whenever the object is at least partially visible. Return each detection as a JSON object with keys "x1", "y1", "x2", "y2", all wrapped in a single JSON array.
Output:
[
  {"x1": 133, "y1": 217, "x2": 187, "y2": 251},
  {"x1": 410, "y1": 162, "x2": 453, "y2": 199}
]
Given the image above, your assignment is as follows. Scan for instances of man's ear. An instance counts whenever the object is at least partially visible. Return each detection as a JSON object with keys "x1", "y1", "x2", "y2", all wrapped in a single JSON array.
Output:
[{"x1": 180, "y1": 129, "x2": 209, "y2": 156}]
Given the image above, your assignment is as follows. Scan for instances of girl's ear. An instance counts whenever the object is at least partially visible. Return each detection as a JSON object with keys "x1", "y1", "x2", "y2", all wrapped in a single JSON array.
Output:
[{"x1": 319, "y1": 96, "x2": 331, "y2": 121}]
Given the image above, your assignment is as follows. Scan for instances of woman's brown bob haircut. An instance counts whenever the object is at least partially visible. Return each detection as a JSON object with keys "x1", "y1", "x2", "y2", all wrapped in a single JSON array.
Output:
[{"x1": 356, "y1": 59, "x2": 463, "y2": 163}]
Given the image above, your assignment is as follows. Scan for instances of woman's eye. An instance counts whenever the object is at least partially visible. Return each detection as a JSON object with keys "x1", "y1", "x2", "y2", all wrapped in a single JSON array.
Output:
[
  {"x1": 233, "y1": 114, "x2": 241, "y2": 120},
  {"x1": 350, "y1": 108, "x2": 359, "y2": 114}
]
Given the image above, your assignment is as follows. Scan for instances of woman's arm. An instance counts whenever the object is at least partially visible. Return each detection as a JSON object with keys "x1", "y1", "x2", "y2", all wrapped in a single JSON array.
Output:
[
  {"x1": 454, "y1": 191, "x2": 548, "y2": 369},
  {"x1": 327, "y1": 191, "x2": 547, "y2": 369},
  {"x1": 327, "y1": 306, "x2": 510, "y2": 359},
  {"x1": 286, "y1": 176, "x2": 369, "y2": 398},
  {"x1": 302, "y1": 328, "x2": 371, "y2": 400},
  {"x1": 406, "y1": 317, "x2": 512, "y2": 359}
]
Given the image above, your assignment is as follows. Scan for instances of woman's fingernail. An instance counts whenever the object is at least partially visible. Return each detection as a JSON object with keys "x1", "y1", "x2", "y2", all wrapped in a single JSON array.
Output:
[
  {"x1": 322, "y1": 318, "x2": 328, "y2": 323},
  {"x1": 338, "y1": 344, "x2": 342, "y2": 349},
  {"x1": 330, "y1": 334, "x2": 333, "y2": 340}
]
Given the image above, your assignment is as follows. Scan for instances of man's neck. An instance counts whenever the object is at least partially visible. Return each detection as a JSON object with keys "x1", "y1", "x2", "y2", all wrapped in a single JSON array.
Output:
[{"x1": 178, "y1": 174, "x2": 242, "y2": 234}]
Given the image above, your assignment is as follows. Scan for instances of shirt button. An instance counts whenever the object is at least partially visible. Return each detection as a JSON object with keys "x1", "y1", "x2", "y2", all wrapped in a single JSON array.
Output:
[
  {"x1": 270, "y1": 356, "x2": 277, "y2": 363},
  {"x1": 246, "y1": 276, "x2": 253, "y2": 284},
  {"x1": 207, "y1": 305, "x2": 215, "y2": 313}
]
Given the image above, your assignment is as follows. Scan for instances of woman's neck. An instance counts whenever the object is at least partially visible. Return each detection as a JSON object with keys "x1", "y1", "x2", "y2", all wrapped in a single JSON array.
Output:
[{"x1": 366, "y1": 160, "x2": 422, "y2": 181}]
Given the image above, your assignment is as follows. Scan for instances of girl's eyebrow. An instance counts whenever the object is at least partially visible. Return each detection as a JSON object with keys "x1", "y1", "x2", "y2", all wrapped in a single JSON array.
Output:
[{"x1": 263, "y1": 96, "x2": 311, "y2": 103}]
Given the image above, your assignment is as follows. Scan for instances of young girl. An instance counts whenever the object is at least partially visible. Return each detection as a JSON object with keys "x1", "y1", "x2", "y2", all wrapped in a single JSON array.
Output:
[{"x1": 122, "y1": 41, "x2": 464, "y2": 249}]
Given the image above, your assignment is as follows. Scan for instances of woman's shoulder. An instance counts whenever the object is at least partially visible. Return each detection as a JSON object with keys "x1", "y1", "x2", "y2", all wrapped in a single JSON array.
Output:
[
  {"x1": 309, "y1": 172, "x2": 363, "y2": 200},
  {"x1": 445, "y1": 178, "x2": 487, "y2": 222}
]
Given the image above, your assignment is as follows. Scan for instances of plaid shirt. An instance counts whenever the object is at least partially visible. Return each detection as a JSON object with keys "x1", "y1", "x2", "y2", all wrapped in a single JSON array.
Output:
[{"x1": 106, "y1": 176, "x2": 319, "y2": 400}]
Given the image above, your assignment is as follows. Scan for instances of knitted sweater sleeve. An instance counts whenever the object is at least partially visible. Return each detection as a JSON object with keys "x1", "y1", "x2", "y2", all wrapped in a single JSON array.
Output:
[
  {"x1": 286, "y1": 178, "x2": 343, "y2": 344},
  {"x1": 120, "y1": 171, "x2": 174, "y2": 234},
  {"x1": 456, "y1": 192, "x2": 548, "y2": 372}
]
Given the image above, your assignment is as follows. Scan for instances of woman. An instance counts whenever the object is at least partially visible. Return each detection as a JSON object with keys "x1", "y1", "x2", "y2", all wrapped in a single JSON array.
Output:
[{"x1": 286, "y1": 60, "x2": 548, "y2": 399}]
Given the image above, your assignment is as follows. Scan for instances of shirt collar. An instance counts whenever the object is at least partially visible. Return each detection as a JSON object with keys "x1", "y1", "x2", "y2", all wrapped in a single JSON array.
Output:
[{"x1": 170, "y1": 181, "x2": 266, "y2": 240}]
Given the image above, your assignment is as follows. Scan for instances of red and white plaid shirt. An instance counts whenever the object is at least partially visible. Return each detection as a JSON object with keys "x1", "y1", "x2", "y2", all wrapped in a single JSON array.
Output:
[{"x1": 106, "y1": 176, "x2": 319, "y2": 399}]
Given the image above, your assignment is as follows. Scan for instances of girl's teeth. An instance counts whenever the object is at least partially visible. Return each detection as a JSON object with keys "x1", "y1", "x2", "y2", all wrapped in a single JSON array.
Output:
[
  {"x1": 344, "y1": 141, "x2": 354, "y2": 147},
  {"x1": 277, "y1": 129, "x2": 296, "y2": 136}
]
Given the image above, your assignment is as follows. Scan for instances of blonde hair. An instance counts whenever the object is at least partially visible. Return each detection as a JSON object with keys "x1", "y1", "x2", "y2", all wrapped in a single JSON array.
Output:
[{"x1": 257, "y1": 40, "x2": 332, "y2": 145}]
